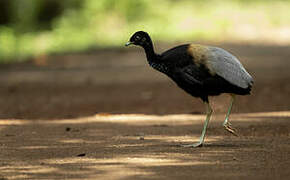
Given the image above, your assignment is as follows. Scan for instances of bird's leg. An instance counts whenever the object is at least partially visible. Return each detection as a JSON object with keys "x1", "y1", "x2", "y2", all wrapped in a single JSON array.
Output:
[
  {"x1": 182, "y1": 102, "x2": 212, "y2": 147},
  {"x1": 223, "y1": 94, "x2": 238, "y2": 136}
]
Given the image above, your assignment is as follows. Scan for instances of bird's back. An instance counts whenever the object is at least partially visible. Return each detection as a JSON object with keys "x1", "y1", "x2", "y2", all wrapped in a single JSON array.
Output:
[
  {"x1": 160, "y1": 44, "x2": 192, "y2": 65},
  {"x1": 153, "y1": 44, "x2": 253, "y2": 101}
]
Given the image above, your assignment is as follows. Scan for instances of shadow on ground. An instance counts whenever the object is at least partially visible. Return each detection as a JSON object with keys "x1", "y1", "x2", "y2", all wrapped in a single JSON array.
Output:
[
  {"x1": 0, "y1": 43, "x2": 290, "y2": 120},
  {"x1": 0, "y1": 113, "x2": 290, "y2": 179}
]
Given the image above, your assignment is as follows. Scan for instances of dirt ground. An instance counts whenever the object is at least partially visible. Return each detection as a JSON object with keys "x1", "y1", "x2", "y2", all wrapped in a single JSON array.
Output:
[{"x1": 0, "y1": 43, "x2": 290, "y2": 180}]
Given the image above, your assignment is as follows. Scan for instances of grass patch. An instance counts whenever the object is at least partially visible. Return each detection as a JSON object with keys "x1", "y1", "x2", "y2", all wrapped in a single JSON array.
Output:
[{"x1": 0, "y1": 0, "x2": 290, "y2": 62}]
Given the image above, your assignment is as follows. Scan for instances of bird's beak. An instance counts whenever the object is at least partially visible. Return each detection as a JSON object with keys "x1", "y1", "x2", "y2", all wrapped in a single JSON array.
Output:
[{"x1": 125, "y1": 41, "x2": 133, "y2": 46}]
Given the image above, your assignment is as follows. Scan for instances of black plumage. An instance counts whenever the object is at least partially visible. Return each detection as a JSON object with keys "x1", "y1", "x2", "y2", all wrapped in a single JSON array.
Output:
[{"x1": 125, "y1": 31, "x2": 253, "y2": 147}]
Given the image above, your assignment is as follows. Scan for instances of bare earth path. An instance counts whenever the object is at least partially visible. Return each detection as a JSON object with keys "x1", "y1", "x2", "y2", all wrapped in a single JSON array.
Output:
[{"x1": 0, "y1": 43, "x2": 290, "y2": 179}]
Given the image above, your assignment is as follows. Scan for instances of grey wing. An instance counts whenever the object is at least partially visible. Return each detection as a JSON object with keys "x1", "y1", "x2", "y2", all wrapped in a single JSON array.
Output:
[{"x1": 207, "y1": 47, "x2": 253, "y2": 89}]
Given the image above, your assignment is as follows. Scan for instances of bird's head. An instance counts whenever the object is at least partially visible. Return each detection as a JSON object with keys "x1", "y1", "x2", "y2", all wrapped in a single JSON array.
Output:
[{"x1": 125, "y1": 31, "x2": 152, "y2": 48}]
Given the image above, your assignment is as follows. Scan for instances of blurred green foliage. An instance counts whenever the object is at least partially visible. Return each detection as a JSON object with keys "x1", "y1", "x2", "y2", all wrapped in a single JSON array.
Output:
[{"x1": 0, "y1": 0, "x2": 290, "y2": 62}]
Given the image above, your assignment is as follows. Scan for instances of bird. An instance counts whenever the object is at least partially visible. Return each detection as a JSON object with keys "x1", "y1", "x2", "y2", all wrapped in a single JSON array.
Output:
[{"x1": 125, "y1": 31, "x2": 253, "y2": 147}]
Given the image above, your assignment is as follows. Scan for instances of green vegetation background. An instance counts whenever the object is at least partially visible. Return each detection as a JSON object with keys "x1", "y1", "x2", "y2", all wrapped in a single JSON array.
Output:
[{"x1": 0, "y1": 0, "x2": 289, "y2": 62}]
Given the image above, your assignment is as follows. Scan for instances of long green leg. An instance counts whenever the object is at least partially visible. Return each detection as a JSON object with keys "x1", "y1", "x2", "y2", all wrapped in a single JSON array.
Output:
[
  {"x1": 182, "y1": 102, "x2": 213, "y2": 147},
  {"x1": 223, "y1": 94, "x2": 238, "y2": 136},
  {"x1": 223, "y1": 95, "x2": 235, "y2": 126}
]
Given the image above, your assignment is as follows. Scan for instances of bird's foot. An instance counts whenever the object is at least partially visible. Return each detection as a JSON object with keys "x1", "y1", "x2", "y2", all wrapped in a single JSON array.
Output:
[
  {"x1": 180, "y1": 142, "x2": 203, "y2": 148},
  {"x1": 223, "y1": 122, "x2": 238, "y2": 136}
]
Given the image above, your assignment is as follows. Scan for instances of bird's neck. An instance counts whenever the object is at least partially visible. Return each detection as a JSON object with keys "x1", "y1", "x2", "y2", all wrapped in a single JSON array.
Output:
[
  {"x1": 142, "y1": 42, "x2": 169, "y2": 74},
  {"x1": 142, "y1": 41, "x2": 159, "y2": 62}
]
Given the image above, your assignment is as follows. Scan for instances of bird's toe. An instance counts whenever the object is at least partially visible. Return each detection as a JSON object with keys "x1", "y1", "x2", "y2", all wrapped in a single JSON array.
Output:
[
  {"x1": 180, "y1": 142, "x2": 203, "y2": 148},
  {"x1": 223, "y1": 123, "x2": 238, "y2": 136}
]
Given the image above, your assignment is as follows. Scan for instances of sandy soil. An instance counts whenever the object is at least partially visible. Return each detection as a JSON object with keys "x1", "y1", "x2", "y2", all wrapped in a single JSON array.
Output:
[{"x1": 0, "y1": 43, "x2": 290, "y2": 180}]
